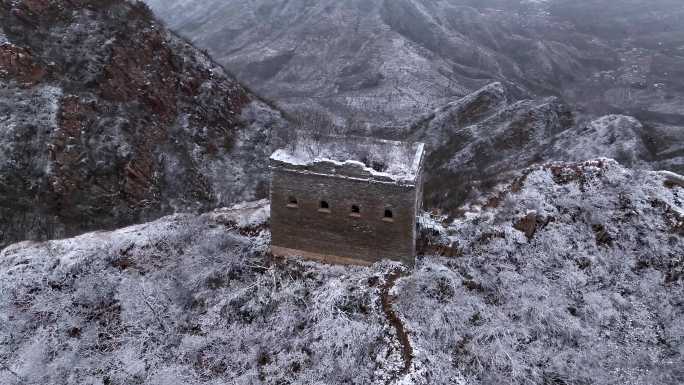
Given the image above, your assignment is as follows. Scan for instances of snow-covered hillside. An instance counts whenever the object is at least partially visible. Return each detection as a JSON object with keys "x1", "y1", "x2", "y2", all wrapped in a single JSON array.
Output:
[
  {"x1": 406, "y1": 159, "x2": 683, "y2": 384},
  {"x1": 2, "y1": 160, "x2": 681, "y2": 385},
  {"x1": 410, "y1": 82, "x2": 676, "y2": 212}
]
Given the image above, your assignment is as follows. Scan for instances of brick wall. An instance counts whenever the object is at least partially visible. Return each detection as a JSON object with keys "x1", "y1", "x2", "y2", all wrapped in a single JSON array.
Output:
[{"x1": 270, "y1": 168, "x2": 420, "y2": 265}]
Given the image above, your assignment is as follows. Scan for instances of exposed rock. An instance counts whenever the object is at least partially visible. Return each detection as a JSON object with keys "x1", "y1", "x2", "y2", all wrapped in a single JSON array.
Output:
[
  {"x1": 0, "y1": 43, "x2": 44, "y2": 85},
  {"x1": 416, "y1": 85, "x2": 576, "y2": 211},
  {"x1": 661, "y1": 170, "x2": 684, "y2": 189},
  {"x1": 591, "y1": 223, "x2": 614, "y2": 247},
  {"x1": 0, "y1": 0, "x2": 288, "y2": 248},
  {"x1": 513, "y1": 211, "x2": 553, "y2": 241}
]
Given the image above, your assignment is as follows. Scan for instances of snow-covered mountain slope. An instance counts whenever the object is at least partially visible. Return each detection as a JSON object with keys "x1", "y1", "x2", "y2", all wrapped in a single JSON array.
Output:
[
  {"x1": 408, "y1": 82, "x2": 679, "y2": 212},
  {"x1": 0, "y1": 1, "x2": 288, "y2": 248},
  {"x1": 404, "y1": 159, "x2": 684, "y2": 384},
  {"x1": 1, "y1": 161, "x2": 682, "y2": 385},
  {"x1": 145, "y1": 0, "x2": 684, "y2": 131}
]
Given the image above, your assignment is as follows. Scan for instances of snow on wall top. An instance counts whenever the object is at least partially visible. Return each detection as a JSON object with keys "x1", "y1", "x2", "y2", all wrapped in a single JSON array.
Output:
[
  {"x1": 0, "y1": 29, "x2": 8, "y2": 44},
  {"x1": 270, "y1": 136, "x2": 425, "y2": 185}
]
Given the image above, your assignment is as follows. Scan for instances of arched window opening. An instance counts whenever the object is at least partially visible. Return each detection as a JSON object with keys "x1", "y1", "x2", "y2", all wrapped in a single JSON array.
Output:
[
  {"x1": 287, "y1": 196, "x2": 298, "y2": 208},
  {"x1": 350, "y1": 205, "x2": 361, "y2": 217},
  {"x1": 319, "y1": 200, "x2": 331, "y2": 213},
  {"x1": 383, "y1": 208, "x2": 394, "y2": 222}
]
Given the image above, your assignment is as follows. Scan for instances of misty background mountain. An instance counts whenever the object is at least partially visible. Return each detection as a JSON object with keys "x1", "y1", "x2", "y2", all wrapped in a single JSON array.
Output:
[
  {"x1": 145, "y1": 0, "x2": 684, "y2": 210},
  {"x1": 145, "y1": 0, "x2": 684, "y2": 130}
]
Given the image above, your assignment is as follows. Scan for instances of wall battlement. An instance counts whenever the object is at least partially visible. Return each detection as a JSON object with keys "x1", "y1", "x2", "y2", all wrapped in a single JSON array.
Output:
[{"x1": 270, "y1": 136, "x2": 425, "y2": 265}]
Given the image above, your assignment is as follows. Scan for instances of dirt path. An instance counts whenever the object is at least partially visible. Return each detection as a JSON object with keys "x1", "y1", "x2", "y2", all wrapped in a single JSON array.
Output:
[{"x1": 380, "y1": 267, "x2": 413, "y2": 384}]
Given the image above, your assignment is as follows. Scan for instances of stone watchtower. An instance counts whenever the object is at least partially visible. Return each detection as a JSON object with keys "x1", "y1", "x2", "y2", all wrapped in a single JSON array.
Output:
[{"x1": 269, "y1": 136, "x2": 425, "y2": 266}]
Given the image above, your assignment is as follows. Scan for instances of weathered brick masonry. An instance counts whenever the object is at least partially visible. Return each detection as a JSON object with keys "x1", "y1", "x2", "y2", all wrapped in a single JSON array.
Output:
[{"x1": 270, "y1": 137, "x2": 425, "y2": 265}]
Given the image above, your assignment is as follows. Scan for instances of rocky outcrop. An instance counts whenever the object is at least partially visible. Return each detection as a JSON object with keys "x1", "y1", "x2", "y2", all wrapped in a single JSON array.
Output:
[
  {"x1": 0, "y1": 43, "x2": 44, "y2": 85},
  {"x1": 413, "y1": 83, "x2": 575, "y2": 211},
  {"x1": 0, "y1": 0, "x2": 288, "y2": 248}
]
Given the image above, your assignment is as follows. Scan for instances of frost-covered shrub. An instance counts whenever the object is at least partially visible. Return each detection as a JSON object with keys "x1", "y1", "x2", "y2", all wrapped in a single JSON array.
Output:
[
  {"x1": 0, "y1": 204, "x2": 405, "y2": 385},
  {"x1": 397, "y1": 160, "x2": 684, "y2": 385}
]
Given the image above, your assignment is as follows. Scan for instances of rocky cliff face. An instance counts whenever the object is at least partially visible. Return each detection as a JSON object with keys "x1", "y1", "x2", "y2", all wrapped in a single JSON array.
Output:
[{"x1": 0, "y1": 0, "x2": 287, "y2": 248}]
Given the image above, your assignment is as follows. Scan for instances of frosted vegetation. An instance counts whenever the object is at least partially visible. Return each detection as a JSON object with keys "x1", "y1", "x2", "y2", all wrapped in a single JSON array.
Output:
[
  {"x1": 0, "y1": 202, "x2": 408, "y2": 385},
  {"x1": 404, "y1": 159, "x2": 683, "y2": 384},
  {"x1": 1, "y1": 160, "x2": 681, "y2": 385}
]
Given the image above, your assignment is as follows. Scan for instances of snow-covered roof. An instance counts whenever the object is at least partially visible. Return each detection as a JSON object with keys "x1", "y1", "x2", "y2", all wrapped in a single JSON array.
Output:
[{"x1": 270, "y1": 136, "x2": 425, "y2": 185}]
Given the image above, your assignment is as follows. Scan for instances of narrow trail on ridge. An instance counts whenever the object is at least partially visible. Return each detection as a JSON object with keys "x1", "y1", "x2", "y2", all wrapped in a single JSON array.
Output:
[{"x1": 380, "y1": 267, "x2": 413, "y2": 384}]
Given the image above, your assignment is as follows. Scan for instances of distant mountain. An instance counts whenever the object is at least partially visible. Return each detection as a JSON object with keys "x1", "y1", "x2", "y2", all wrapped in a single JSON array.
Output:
[
  {"x1": 0, "y1": 0, "x2": 287, "y2": 248},
  {"x1": 145, "y1": 0, "x2": 684, "y2": 132},
  {"x1": 142, "y1": 0, "x2": 684, "y2": 213}
]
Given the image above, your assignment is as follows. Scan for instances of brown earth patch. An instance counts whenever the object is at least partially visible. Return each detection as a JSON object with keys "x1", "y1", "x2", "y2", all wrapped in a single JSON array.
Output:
[
  {"x1": 49, "y1": 95, "x2": 94, "y2": 198},
  {"x1": 484, "y1": 169, "x2": 533, "y2": 209},
  {"x1": 380, "y1": 268, "x2": 413, "y2": 384},
  {"x1": 514, "y1": 213, "x2": 554, "y2": 241},
  {"x1": 547, "y1": 160, "x2": 607, "y2": 192},
  {"x1": 99, "y1": 28, "x2": 178, "y2": 125},
  {"x1": 0, "y1": 43, "x2": 45, "y2": 85}
]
